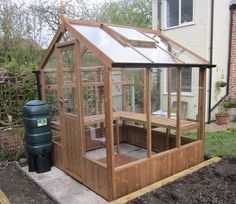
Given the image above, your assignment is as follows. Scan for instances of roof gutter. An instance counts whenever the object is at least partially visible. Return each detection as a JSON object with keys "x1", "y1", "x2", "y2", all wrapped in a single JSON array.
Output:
[
  {"x1": 112, "y1": 62, "x2": 215, "y2": 68},
  {"x1": 207, "y1": 0, "x2": 214, "y2": 123},
  {"x1": 209, "y1": 2, "x2": 234, "y2": 121}
]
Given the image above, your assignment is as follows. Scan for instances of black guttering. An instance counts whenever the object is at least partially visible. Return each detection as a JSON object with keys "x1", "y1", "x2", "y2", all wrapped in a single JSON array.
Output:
[
  {"x1": 209, "y1": 2, "x2": 235, "y2": 118},
  {"x1": 112, "y1": 63, "x2": 215, "y2": 68},
  {"x1": 208, "y1": 0, "x2": 214, "y2": 123}
]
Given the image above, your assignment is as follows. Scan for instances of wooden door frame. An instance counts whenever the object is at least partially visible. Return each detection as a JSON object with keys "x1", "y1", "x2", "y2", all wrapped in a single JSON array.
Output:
[{"x1": 55, "y1": 40, "x2": 84, "y2": 181}]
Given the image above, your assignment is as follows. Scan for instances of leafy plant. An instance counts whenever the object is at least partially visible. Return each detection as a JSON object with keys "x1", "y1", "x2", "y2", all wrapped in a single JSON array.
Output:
[
  {"x1": 223, "y1": 96, "x2": 236, "y2": 109},
  {"x1": 215, "y1": 80, "x2": 227, "y2": 97},
  {"x1": 215, "y1": 80, "x2": 227, "y2": 88}
]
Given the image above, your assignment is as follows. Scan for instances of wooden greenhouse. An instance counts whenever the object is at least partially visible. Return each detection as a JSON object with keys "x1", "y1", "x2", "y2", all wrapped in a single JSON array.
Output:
[{"x1": 38, "y1": 18, "x2": 215, "y2": 201}]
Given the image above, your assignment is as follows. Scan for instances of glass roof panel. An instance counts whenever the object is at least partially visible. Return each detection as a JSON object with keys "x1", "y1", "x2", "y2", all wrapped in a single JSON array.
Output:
[
  {"x1": 109, "y1": 26, "x2": 155, "y2": 42},
  {"x1": 71, "y1": 24, "x2": 150, "y2": 63},
  {"x1": 155, "y1": 36, "x2": 207, "y2": 64},
  {"x1": 145, "y1": 33, "x2": 207, "y2": 64},
  {"x1": 135, "y1": 47, "x2": 182, "y2": 64}
]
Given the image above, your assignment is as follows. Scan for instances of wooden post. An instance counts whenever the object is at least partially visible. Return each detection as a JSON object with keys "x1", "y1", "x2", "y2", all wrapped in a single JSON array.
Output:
[
  {"x1": 166, "y1": 68, "x2": 172, "y2": 149},
  {"x1": 143, "y1": 69, "x2": 147, "y2": 129},
  {"x1": 121, "y1": 69, "x2": 127, "y2": 111},
  {"x1": 146, "y1": 68, "x2": 152, "y2": 157},
  {"x1": 55, "y1": 44, "x2": 65, "y2": 168},
  {"x1": 99, "y1": 69, "x2": 104, "y2": 114},
  {"x1": 131, "y1": 75, "x2": 135, "y2": 112},
  {"x1": 75, "y1": 39, "x2": 85, "y2": 175},
  {"x1": 167, "y1": 68, "x2": 172, "y2": 118},
  {"x1": 116, "y1": 120, "x2": 120, "y2": 154},
  {"x1": 198, "y1": 68, "x2": 206, "y2": 140},
  {"x1": 176, "y1": 67, "x2": 182, "y2": 148},
  {"x1": 103, "y1": 65, "x2": 116, "y2": 200}
]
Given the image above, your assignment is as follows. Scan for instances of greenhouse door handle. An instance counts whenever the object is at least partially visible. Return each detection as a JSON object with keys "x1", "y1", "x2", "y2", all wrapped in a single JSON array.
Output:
[{"x1": 59, "y1": 98, "x2": 64, "y2": 105}]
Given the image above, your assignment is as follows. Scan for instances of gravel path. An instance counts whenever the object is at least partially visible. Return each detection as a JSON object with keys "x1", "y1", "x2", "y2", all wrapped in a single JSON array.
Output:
[{"x1": 205, "y1": 122, "x2": 236, "y2": 132}]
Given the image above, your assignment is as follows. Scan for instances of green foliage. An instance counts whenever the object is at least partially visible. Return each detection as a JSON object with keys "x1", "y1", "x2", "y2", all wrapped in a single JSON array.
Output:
[
  {"x1": 215, "y1": 80, "x2": 227, "y2": 88},
  {"x1": 184, "y1": 129, "x2": 236, "y2": 157},
  {"x1": 98, "y1": 0, "x2": 152, "y2": 28},
  {"x1": 0, "y1": 68, "x2": 37, "y2": 125},
  {"x1": 223, "y1": 97, "x2": 236, "y2": 108},
  {"x1": 0, "y1": 0, "x2": 44, "y2": 69},
  {"x1": 0, "y1": 0, "x2": 44, "y2": 125},
  {"x1": 0, "y1": 146, "x2": 27, "y2": 162}
]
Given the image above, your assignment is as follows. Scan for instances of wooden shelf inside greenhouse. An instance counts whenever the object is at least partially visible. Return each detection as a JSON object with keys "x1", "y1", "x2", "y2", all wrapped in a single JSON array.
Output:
[{"x1": 77, "y1": 111, "x2": 199, "y2": 131}]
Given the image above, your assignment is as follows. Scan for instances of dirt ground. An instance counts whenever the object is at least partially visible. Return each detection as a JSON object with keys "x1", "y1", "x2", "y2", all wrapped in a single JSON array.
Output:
[
  {"x1": 128, "y1": 157, "x2": 236, "y2": 204},
  {"x1": 0, "y1": 163, "x2": 56, "y2": 204}
]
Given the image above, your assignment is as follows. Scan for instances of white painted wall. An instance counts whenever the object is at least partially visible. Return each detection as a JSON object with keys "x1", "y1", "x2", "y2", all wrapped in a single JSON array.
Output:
[
  {"x1": 160, "y1": 0, "x2": 210, "y2": 58},
  {"x1": 211, "y1": 0, "x2": 230, "y2": 109}
]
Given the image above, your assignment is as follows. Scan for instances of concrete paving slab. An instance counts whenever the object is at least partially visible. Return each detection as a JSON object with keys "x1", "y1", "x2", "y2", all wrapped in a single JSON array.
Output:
[{"x1": 20, "y1": 165, "x2": 107, "y2": 204}]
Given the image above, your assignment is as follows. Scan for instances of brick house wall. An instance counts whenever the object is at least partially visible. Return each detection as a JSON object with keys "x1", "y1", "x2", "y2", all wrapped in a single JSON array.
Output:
[{"x1": 229, "y1": 5, "x2": 236, "y2": 98}]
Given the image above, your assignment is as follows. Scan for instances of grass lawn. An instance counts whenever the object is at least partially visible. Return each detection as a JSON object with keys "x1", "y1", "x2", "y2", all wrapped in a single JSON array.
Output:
[{"x1": 183, "y1": 128, "x2": 236, "y2": 157}]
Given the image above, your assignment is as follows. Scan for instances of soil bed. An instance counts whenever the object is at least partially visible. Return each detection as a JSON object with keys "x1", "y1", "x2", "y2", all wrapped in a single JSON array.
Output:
[
  {"x1": 0, "y1": 163, "x2": 56, "y2": 204},
  {"x1": 128, "y1": 157, "x2": 236, "y2": 204}
]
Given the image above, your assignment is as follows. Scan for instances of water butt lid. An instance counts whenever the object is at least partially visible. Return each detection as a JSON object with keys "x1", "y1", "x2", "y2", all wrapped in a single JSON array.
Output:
[
  {"x1": 23, "y1": 100, "x2": 49, "y2": 116},
  {"x1": 25, "y1": 100, "x2": 46, "y2": 106}
]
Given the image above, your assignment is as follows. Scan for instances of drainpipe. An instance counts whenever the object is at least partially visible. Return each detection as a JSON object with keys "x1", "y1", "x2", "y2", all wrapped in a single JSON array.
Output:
[
  {"x1": 209, "y1": 3, "x2": 234, "y2": 120},
  {"x1": 207, "y1": 0, "x2": 214, "y2": 123},
  {"x1": 227, "y1": 4, "x2": 235, "y2": 96},
  {"x1": 158, "y1": 0, "x2": 162, "y2": 31},
  {"x1": 153, "y1": 0, "x2": 162, "y2": 31},
  {"x1": 33, "y1": 70, "x2": 42, "y2": 100}
]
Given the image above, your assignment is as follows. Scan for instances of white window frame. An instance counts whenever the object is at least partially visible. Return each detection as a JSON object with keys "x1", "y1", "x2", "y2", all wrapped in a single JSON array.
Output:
[
  {"x1": 163, "y1": 69, "x2": 194, "y2": 96},
  {"x1": 164, "y1": 0, "x2": 194, "y2": 29}
]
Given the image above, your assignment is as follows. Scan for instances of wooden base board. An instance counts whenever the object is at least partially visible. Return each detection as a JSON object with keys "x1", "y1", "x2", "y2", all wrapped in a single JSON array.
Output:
[
  {"x1": 98, "y1": 154, "x2": 137, "y2": 167},
  {"x1": 110, "y1": 157, "x2": 221, "y2": 204},
  {"x1": 0, "y1": 189, "x2": 11, "y2": 204}
]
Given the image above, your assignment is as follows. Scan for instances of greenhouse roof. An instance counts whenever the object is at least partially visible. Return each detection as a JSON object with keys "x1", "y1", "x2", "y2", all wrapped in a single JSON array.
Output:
[{"x1": 39, "y1": 18, "x2": 215, "y2": 69}]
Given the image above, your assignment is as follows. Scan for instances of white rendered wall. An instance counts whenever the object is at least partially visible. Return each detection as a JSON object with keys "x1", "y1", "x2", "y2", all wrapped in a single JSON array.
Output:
[
  {"x1": 160, "y1": 0, "x2": 210, "y2": 58},
  {"x1": 211, "y1": 0, "x2": 230, "y2": 111}
]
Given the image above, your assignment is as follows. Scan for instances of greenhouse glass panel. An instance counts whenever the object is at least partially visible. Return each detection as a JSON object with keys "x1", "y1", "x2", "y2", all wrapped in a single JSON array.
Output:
[
  {"x1": 70, "y1": 24, "x2": 150, "y2": 63},
  {"x1": 109, "y1": 26, "x2": 155, "y2": 42},
  {"x1": 136, "y1": 47, "x2": 182, "y2": 64},
  {"x1": 153, "y1": 35, "x2": 207, "y2": 64},
  {"x1": 144, "y1": 32, "x2": 208, "y2": 64}
]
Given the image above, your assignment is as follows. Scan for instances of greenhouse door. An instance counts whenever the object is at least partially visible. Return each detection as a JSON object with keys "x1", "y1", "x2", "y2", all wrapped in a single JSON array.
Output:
[{"x1": 56, "y1": 41, "x2": 83, "y2": 181}]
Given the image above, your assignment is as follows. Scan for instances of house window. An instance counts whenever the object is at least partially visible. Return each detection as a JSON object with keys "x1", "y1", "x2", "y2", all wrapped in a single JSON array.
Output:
[
  {"x1": 168, "y1": 68, "x2": 192, "y2": 93},
  {"x1": 166, "y1": 0, "x2": 193, "y2": 28}
]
